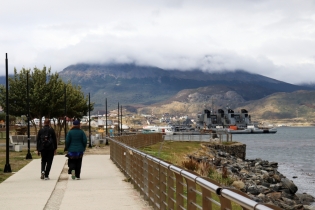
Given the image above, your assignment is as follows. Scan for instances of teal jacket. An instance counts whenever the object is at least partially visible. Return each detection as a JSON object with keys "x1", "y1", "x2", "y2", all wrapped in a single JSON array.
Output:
[{"x1": 66, "y1": 128, "x2": 87, "y2": 152}]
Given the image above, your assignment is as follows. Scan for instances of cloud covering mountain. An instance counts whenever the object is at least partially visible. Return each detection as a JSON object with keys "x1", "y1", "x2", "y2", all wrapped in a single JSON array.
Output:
[{"x1": 1, "y1": 0, "x2": 315, "y2": 84}]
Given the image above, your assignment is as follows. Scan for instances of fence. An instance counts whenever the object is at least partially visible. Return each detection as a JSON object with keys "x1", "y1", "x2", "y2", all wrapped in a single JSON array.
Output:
[
  {"x1": 108, "y1": 135, "x2": 279, "y2": 210},
  {"x1": 165, "y1": 133, "x2": 232, "y2": 143},
  {"x1": 113, "y1": 133, "x2": 163, "y2": 148}
]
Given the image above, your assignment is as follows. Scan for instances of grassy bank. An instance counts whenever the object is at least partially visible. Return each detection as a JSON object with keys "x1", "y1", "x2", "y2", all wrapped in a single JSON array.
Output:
[
  {"x1": 141, "y1": 141, "x2": 243, "y2": 209},
  {"x1": 140, "y1": 141, "x2": 236, "y2": 186}
]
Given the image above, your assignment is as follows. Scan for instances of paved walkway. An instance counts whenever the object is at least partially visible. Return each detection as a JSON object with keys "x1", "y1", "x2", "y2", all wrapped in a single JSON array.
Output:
[{"x1": 0, "y1": 155, "x2": 152, "y2": 210}]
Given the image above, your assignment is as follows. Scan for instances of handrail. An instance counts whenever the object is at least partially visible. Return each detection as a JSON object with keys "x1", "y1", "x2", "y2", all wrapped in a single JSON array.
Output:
[{"x1": 108, "y1": 136, "x2": 278, "y2": 210}]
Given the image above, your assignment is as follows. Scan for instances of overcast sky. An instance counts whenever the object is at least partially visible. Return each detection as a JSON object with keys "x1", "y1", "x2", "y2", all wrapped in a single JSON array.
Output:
[{"x1": 1, "y1": 0, "x2": 315, "y2": 84}]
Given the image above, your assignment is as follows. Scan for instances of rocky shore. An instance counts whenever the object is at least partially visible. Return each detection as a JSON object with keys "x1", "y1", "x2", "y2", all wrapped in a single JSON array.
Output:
[{"x1": 189, "y1": 143, "x2": 315, "y2": 210}]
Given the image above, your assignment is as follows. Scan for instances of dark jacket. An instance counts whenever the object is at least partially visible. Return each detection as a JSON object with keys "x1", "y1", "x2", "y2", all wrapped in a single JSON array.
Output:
[
  {"x1": 36, "y1": 125, "x2": 57, "y2": 152},
  {"x1": 65, "y1": 128, "x2": 87, "y2": 152}
]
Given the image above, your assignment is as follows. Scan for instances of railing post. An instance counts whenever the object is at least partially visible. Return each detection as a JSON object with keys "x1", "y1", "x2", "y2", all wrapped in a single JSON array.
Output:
[
  {"x1": 175, "y1": 173, "x2": 185, "y2": 209},
  {"x1": 148, "y1": 158, "x2": 154, "y2": 206},
  {"x1": 160, "y1": 166, "x2": 167, "y2": 210},
  {"x1": 186, "y1": 178, "x2": 197, "y2": 210},
  {"x1": 167, "y1": 170, "x2": 175, "y2": 209},
  {"x1": 201, "y1": 187, "x2": 213, "y2": 210}
]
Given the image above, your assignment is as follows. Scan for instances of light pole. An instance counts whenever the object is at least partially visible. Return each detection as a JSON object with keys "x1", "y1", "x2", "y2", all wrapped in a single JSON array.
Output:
[
  {"x1": 4, "y1": 53, "x2": 11, "y2": 173},
  {"x1": 64, "y1": 85, "x2": 67, "y2": 141},
  {"x1": 105, "y1": 98, "x2": 108, "y2": 145},
  {"x1": 117, "y1": 102, "x2": 120, "y2": 136},
  {"x1": 120, "y1": 105, "x2": 122, "y2": 135},
  {"x1": 88, "y1": 93, "x2": 92, "y2": 148},
  {"x1": 25, "y1": 72, "x2": 32, "y2": 159}
]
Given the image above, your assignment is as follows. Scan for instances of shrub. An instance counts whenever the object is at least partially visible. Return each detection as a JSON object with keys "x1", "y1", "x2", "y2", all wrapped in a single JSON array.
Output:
[{"x1": 182, "y1": 159, "x2": 199, "y2": 171}]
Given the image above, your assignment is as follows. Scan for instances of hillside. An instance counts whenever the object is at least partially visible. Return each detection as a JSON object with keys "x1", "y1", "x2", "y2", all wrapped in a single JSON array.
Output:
[
  {"x1": 139, "y1": 90, "x2": 315, "y2": 126},
  {"x1": 1, "y1": 63, "x2": 314, "y2": 123},
  {"x1": 57, "y1": 64, "x2": 313, "y2": 111}
]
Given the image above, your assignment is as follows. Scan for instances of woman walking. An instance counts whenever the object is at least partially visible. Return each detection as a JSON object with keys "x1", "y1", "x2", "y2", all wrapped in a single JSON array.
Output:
[{"x1": 65, "y1": 120, "x2": 87, "y2": 180}]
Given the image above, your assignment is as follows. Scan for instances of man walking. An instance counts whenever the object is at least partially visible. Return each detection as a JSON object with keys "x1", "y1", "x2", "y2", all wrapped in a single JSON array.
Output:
[{"x1": 36, "y1": 119, "x2": 57, "y2": 180}]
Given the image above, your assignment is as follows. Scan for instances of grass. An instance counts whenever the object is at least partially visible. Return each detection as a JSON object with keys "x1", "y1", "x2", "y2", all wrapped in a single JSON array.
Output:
[
  {"x1": 141, "y1": 141, "x2": 237, "y2": 185},
  {"x1": 141, "y1": 141, "x2": 202, "y2": 165},
  {"x1": 0, "y1": 144, "x2": 66, "y2": 183},
  {"x1": 141, "y1": 141, "x2": 243, "y2": 210}
]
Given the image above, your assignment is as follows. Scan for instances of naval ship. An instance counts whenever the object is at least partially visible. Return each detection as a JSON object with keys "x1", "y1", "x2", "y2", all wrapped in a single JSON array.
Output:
[{"x1": 196, "y1": 108, "x2": 277, "y2": 134}]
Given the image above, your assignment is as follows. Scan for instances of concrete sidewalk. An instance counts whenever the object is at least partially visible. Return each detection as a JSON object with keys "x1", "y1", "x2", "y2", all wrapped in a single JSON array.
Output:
[{"x1": 0, "y1": 155, "x2": 152, "y2": 210}]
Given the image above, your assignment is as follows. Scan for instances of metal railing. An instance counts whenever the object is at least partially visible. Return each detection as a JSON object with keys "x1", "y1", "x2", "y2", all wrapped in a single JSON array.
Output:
[
  {"x1": 108, "y1": 135, "x2": 279, "y2": 210},
  {"x1": 165, "y1": 133, "x2": 232, "y2": 143}
]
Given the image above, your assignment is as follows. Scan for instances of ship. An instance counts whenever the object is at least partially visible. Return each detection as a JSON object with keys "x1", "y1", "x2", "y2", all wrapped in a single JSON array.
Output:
[{"x1": 196, "y1": 108, "x2": 277, "y2": 134}]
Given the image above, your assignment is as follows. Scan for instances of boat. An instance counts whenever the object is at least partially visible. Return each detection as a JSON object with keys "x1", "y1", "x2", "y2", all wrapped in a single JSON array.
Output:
[
  {"x1": 142, "y1": 125, "x2": 174, "y2": 135},
  {"x1": 226, "y1": 125, "x2": 252, "y2": 134},
  {"x1": 247, "y1": 125, "x2": 277, "y2": 134},
  {"x1": 196, "y1": 108, "x2": 277, "y2": 134},
  {"x1": 142, "y1": 125, "x2": 159, "y2": 134}
]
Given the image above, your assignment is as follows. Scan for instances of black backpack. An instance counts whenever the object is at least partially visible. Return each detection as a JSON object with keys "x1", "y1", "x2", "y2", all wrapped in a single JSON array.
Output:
[{"x1": 40, "y1": 127, "x2": 54, "y2": 151}]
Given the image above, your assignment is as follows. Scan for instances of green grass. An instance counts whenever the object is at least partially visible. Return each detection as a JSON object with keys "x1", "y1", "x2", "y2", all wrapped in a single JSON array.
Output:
[
  {"x1": 140, "y1": 141, "x2": 243, "y2": 210},
  {"x1": 0, "y1": 145, "x2": 65, "y2": 183}
]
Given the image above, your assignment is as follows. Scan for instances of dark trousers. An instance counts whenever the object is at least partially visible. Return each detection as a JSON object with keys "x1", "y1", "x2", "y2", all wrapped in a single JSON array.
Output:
[
  {"x1": 68, "y1": 157, "x2": 83, "y2": 178},
  {"x1": 41, "y1": 150, "x2": 55, "y2": 177}
]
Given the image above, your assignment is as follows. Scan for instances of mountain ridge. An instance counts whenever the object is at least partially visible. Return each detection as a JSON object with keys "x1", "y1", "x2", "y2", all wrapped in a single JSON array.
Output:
[{"x1": 1, "y1": 64, "x2": 314, "y2": 121}]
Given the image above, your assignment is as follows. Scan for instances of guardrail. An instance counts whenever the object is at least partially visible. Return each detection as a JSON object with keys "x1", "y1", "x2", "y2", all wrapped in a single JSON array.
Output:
[
  {"x1": 165, "y1": 133, "x2": 232, "y2": 143},
  {"x1": 108, "y1": 136, "x2": 280, "y2": 210}
]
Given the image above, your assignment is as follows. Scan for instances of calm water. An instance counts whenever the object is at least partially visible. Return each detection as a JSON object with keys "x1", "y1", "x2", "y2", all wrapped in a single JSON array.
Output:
[
  {"x1": 232, "y1": 127, "x2": 315, "y2": 197},
  {"x1": 165, "y1": 127, "x2": 315, "y2": 197}
]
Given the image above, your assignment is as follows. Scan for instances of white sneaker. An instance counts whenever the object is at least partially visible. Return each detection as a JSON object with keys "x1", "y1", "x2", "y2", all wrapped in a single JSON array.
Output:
[
  {"x1": 41, "y1": 171, "x2": 45, "y2": 180},
  {"x1": 44, "y1": 177, "x2": 50, "y2": 180}
]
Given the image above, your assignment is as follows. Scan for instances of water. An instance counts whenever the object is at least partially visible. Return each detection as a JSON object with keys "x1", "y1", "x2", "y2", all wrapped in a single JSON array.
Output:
[
  {"x1": 165, "y1": 127, "x2": 315, "y2": 197},
  {"x1": 231, "y1": 127, "x2": 315, "y2": 197}
]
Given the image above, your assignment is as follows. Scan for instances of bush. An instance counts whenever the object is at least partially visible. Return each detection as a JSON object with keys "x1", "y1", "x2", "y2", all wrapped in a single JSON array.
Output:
[{"x1": 182, "y1": 159, "x2": 199, "y2": 171}]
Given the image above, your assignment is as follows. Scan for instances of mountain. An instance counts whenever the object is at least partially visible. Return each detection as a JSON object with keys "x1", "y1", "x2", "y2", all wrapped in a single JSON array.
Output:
[
  {"x1": 140, "y1": 88, "x2": 315, "y2": 126},
  {"x1": 58, "y1": 63, "x2": 313, "y2": 111},
  {"x1": 1, "y1": 63, "x2": 314, "y2": 121}
]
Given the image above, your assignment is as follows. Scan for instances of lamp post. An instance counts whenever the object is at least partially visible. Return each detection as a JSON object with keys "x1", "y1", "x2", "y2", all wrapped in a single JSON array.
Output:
[
  {"x1": 4, "y1": 53, "x2": 11, "y2": 172},
  {"x1": 117, "y1": 102, "x2": 120, "y2": 136},
  {"x1": 120, "y1": 105, "x2": 122, "y2": 135},
  {"x1": 64, "y1": 85, "x2": 67, "y2": 141},
  {"x1": 105, "y1": 98, "x2": 108, "y2": 145},
  {"x1": 25, "y1": 72, "x2": 32, "y2": 159},
  {"x1": 88, "y1": 93, "x2": 92, "y2": 148}
]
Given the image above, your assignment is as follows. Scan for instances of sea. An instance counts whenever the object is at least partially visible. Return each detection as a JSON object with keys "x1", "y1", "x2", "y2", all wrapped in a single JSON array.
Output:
[
  {"x1": 232, "y1": 127, "x2": 315, "y2": 198},
  {"x1": 166, "y1": 127, "x2": 315, "y2": 198}
]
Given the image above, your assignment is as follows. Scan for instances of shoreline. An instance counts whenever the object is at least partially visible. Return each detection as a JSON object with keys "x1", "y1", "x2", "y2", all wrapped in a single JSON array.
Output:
[{"x1": 190, "y1": 142, "x2": 315, "y2": 209}]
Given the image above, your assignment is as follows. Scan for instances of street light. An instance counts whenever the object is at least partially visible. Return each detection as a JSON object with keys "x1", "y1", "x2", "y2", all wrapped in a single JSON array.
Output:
[
  {"x1": 25, "y1": 72, "x2": 32, "y2": 159},
  {"x1": 105, "y1": 98, "x2": 108, "y2": 145},
  {"x1": 64, "y1": 85, "x2": 67, "y2": 141},
  {"x1": 4, "y1": 53, "x2": 11, "y2": 173},
  {"x1": 120, "y1": 105, "x2": 122, "y2": 136},
  {"x1": 88, "y1": 93, "x2": 92, "y2": 148}
]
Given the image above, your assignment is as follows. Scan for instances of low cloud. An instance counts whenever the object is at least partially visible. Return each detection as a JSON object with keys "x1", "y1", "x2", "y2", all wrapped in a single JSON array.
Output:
[{"x1": 1, "y1": 0, "x2": 315, "y2": 84}]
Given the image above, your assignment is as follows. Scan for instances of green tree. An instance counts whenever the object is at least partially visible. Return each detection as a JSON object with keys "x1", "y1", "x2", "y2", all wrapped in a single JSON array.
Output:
[{"x1": 0, "y1": 67, "x2": 94, "y2": 141}]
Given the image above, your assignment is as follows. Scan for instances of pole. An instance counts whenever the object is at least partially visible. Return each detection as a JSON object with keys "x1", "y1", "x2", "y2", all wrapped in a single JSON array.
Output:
[
  {"x1": 25, "y1": 72, "x2": 32, "y2": 159},
  {"x1": 105, "y1": 98, "x2": 108, "y2": 145},
  {"x1": 88, "y1": 93, "x2": 92, "y2": 148},
  {"x1": 117, "y1": 102, "x2": 120, "y2": 136},
  {"x1": 4, "y1": 53, "x2": 11, "y2": 172},
  {"x1": 120, "y1": 105, "x2": 122, "y2": 135},
  {"x1": 64, "y1": 85, "x2": 67, "y2": 141}
]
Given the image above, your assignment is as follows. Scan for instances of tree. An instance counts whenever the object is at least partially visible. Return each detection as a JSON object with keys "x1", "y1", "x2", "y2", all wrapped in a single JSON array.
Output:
[{"x1": 0, "y1": 67, "x2": 94, "y2": 141}]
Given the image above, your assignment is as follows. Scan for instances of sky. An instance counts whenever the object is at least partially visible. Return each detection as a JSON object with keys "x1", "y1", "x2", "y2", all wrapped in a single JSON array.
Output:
[{"x1": 1, "y1": 0, "x2": 315, "y2": 84}]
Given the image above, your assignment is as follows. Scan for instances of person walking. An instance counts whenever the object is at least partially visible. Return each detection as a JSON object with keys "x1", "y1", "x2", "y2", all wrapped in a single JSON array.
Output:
[
  {"x1": 36, "y1": 119, "x2": 57, "y2": 180},
  {"x1": 65, "y1": 120, "x2": 87, "y2": 180}
]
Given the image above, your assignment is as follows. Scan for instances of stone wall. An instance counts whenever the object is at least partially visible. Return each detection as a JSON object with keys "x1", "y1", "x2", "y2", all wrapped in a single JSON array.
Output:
[{"x1": 206, "y1": 142, "x2": 246, "y2": 160}]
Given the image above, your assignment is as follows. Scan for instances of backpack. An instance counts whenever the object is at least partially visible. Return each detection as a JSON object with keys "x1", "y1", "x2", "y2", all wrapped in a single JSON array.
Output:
[{"x1": 40, "y1": 127, "x2": 54, "y2": 151}]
